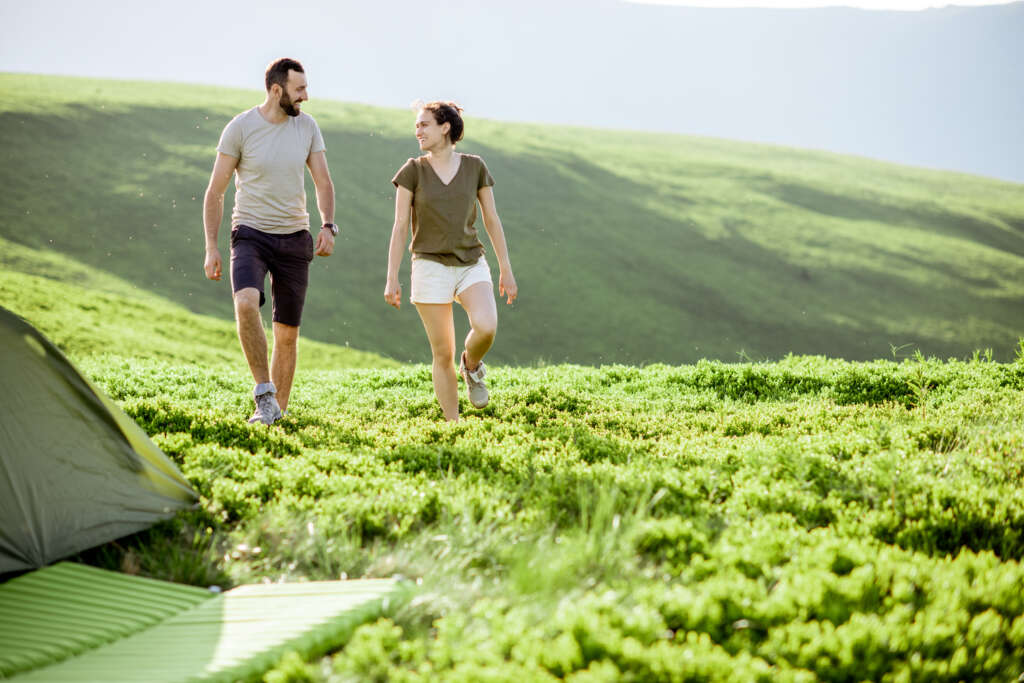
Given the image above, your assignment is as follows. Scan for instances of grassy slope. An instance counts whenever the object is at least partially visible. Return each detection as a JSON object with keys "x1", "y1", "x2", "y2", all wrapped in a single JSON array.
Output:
[
  {"x1": 4, "y1": 230, "x2": 1023, "y2": 678},
  {"x1": 2, "y1": 73, "x2": 1022, "y2": 365},
  {"x1": 0, "y1": 236, "x2": 396, "y2": 369}
]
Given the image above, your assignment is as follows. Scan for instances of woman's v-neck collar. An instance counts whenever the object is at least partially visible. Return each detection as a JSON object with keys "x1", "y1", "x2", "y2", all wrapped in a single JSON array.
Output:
[{"x1": 424, "y1": 153, "x2": 463, "y2": 187}]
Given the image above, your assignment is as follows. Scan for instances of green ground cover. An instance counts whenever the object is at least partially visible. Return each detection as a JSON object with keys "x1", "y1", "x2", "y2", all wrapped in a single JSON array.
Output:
[
  {"x1": 2, "y1": 73, "x2": 1023, "y2": 365},
  {"x1": 72, "y1": 352, "x2": 1024, "y2": 681},
  {"x1": 0, "y1": 236, "x2": 396, "y2": 369},
  {"x1": 8, "y1": 246, "x2": 1019, "y2": 681},
  {"x1": 3, "y1": 75, "x2": 1023, "y2": 680}
]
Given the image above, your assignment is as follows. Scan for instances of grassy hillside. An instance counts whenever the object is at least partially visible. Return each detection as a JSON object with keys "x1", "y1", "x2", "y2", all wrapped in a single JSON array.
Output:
[
  {"x1": 1, "y1": 73, "x2": 1023, "y2": 365},
  {"x1": 4, "y1": 234, "x2": 1023, "y2": 679},
  {"x1": 0, "y1": 236, "x2": 396, "y2": 369}
]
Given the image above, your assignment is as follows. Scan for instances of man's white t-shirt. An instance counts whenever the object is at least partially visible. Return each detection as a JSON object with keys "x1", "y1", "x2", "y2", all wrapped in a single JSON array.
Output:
[{"x1": 217, "y1": 107, "x2": 326, "y2": 234}]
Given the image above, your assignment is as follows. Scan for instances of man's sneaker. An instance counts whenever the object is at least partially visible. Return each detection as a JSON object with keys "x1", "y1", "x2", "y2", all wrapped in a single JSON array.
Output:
[
  {"x1": 248, "y1": 382, "x2": 282, "y2": 425},
  {"x1": 460, "y1": 352, "x2": 489, "y2": 409}
]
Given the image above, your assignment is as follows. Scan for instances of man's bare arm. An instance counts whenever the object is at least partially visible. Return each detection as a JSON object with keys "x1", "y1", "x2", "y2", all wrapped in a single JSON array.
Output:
[
  {"x1": 203, "y1": 153, "x2": 238, "y2": 280},
  {"x1": 307, "y1": 150, "x2": 336, "y2": 257}
]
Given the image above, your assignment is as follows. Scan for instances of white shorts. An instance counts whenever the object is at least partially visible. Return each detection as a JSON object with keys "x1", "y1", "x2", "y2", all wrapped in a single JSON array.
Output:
[{"x1": 410, "y1": 256, "x2": 493, "y2": 305}]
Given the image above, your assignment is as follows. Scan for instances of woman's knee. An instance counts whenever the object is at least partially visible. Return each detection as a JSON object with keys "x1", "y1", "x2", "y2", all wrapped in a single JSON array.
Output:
[
  {"x1": 473, "y1": 318, "x2": 497, "y2": 342},
  {"x1": 430, "y1": 342, "x2": 456, "y2": 363}
]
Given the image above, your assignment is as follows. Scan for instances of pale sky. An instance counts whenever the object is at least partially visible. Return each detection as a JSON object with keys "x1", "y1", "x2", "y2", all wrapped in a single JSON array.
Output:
[
  {"x1": 628, "y1": 0, "x2": 1016, "y2": 8},
  {"x1": 2, "y1": 0, "x2": 1021, "y2": 180}
]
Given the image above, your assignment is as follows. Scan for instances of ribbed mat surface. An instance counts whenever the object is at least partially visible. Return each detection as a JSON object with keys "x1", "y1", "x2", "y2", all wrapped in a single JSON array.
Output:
[
  {"x1": 0, "y1": 562, "x2": 213, "y2": 678},
  {"x1": 7, "y1": 572, "x2": 401, "y2": 682}
]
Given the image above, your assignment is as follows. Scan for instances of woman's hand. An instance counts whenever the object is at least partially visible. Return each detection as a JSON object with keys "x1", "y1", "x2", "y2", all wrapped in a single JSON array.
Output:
[
  {"x1": 385, "y1": 188, "x2": 413, "y2": 311},
  {"x1": 499, "y1": 270, "x2": 518, "y2": 305},
  {"x1": 385, "y1": 279, "x2": 402, "y2": 309}
]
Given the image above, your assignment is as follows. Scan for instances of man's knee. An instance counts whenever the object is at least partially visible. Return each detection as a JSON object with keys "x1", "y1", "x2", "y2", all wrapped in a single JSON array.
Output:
[
  {"x1": 273, "y1": 322, "x2": 300, "y2": 346},
  {"x1": 234, "y1": 288, "x2": 261, "y2": 316}
]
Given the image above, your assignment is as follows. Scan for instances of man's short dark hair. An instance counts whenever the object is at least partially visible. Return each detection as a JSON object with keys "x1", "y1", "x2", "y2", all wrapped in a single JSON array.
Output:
[{"x1": 265, "y1": 58, "x2": 304, "y2": 92}]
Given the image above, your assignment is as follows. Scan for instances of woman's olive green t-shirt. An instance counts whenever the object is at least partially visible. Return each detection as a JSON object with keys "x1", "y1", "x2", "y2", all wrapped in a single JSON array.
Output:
[{"x1": 391, "y1": 154, "x2": 494, "y2": 266}]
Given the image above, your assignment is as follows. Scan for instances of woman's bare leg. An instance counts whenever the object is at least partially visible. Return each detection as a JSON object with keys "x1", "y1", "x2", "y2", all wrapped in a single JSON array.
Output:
[
  {"x1": 415, "y1": 302, "x2": 459, "y2": 421},
  {"x1": 457, "y1": 281, "x2": 498, "y2": 370}
]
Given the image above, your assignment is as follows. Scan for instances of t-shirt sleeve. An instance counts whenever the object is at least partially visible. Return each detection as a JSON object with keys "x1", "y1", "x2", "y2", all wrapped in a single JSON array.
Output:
[
  {"x1": 392, "y1": 158, "x2": 418, "y2": 192},
  {"x1": 309, "y1": 117, "x2": 326, "y2": 154},
  {"x1": 216, "y1": 116, "x2": 243, "y2": 158},
  {"x1": 477, "y1": 158, "x2": 495, "y2": 189}
]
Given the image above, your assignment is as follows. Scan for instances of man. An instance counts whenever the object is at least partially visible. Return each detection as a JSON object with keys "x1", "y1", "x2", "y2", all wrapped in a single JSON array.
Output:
[{"x1": 203, "y1": 58, "x2": 338, "y2": 425}]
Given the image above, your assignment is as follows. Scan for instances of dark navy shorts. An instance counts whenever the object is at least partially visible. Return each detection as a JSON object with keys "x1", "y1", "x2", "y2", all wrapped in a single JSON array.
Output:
[{"x1": 230, "y1": 225, "x2": 314, "y2": 327}]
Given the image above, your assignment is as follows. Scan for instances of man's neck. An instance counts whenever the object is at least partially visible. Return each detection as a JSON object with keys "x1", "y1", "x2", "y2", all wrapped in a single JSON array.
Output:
[{"x1": 258, "y1": 100, "x2": 288, "y2": 124}]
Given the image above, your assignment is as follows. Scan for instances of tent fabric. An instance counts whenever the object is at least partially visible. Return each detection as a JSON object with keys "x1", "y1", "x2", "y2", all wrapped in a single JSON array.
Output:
[
  {"x1": 0, "y1": 562, "x2": 213, "y2": 678},
  {"x1": 2, "y1": 562, "x2": 404, "y2": 682},
  {"x1": 0, "y1": 307, "x2": 197, "y2": 573}
]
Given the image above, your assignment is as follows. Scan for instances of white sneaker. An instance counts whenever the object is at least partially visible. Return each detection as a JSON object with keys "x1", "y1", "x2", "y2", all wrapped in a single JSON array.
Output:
[
  {"x1": 248, "y1": 382, "x2": 282, "y2": 425},
  {"x1": 460, "y1": 352, "x2": 489, "y2": 409}
]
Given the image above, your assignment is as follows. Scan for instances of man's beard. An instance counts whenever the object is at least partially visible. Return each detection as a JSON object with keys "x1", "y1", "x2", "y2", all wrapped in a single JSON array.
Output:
[{"x1": 280, "y1": 92, "x2": 300, "y2": 117}]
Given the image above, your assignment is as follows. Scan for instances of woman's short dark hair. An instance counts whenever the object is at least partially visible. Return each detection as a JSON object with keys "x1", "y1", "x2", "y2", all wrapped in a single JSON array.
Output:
[
  {"x1": 266, "y1": 58, "x2": 304, "y2": 92},
  {"x1": 422, "y1": 101, "x2": 464, "y2": 144}
]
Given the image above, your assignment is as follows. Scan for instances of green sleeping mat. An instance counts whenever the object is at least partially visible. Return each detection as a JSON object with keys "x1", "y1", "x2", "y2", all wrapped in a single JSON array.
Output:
[{"x1": 1, "y1": 562, "x2": 403, "y2": 681}]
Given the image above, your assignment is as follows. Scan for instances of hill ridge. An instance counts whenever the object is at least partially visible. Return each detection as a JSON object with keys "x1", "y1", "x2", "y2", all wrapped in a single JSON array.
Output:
[{"x1": 1, "y1": 73, "x2": 1022, "y2": 364}]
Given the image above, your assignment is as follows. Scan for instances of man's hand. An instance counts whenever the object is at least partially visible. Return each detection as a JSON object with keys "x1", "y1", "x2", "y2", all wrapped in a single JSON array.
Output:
[
  {"x1": 315, "y1": 228, "x2": 335, "y2": 257},
  {"x1": 204, "y1": 248, "x2": 222, "y2": 281},
  {"x1": 384, "y1": 279, "x2": 402, "y2": 310}
]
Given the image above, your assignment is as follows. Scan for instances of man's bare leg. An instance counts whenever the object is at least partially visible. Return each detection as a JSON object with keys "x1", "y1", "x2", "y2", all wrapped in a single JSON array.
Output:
[
  {"x1": 235, "y1": 288, "x2": 270, "y2": 383},
  {"x1": 270, "y1": 322, "x2": 299, "y2": 411}
]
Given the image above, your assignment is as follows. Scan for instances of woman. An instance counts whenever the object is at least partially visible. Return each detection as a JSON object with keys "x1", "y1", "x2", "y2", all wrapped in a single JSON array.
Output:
[{"x1": 385, "y1": 101, "x2": 517, "y2": 421}]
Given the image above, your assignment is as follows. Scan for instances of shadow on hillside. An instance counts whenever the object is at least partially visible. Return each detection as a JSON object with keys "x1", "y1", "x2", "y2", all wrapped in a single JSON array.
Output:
[
  {"x1": 754, "y1": 179, "x2": 1024, "y2": 257},
  {"x1": 2, "y1": 105, "x2": 1023, "y2": 364}
]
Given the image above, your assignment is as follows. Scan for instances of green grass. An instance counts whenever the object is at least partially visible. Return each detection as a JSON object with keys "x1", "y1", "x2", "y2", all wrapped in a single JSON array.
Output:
[
  {"x1": 4, "y1": 74, "x2": 1024, "y2": 681},
  {"x1": 2, "y1": 72, "x2": 1023, "y2": 365},
  {"x1": 0, "y1": 236, "x2": 396, "y2": 369},
  {"x1": 6, "y1": 242, "x2": 1024, "y2": 680},
  {"x1": 71, "y1": 353, "x2": 1024, "y2": 681}
]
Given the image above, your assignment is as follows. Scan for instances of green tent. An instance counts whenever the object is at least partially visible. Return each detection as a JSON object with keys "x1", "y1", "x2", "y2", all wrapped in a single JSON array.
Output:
[{"x1": 0, "y1": 306, "x2": 197, "y2": 573}]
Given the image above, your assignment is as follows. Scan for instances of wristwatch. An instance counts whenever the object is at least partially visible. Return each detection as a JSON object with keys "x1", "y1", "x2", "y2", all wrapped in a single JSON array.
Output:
[{"x1": 322, "y1": 223, "x2": 338, "y2": 236}]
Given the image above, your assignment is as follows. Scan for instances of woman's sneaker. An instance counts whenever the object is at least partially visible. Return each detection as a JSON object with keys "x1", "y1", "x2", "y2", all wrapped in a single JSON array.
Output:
[
  {"x1": 460, "y1": 352, "x2": 489, "y2": 408},
  {"x1": 249, "y1": 382, "x2": 282, "y2": 425}
]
